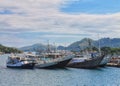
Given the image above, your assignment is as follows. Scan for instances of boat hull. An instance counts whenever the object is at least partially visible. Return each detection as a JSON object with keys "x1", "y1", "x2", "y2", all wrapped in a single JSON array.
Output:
[
  {"x1": 35, "y1": 55, "x2": 73, "y2": 69},
  {"x1": 7, "y1": 63, "x2": 35, "y2": 69},
  {"x1": 43, "y1": 58, "x2": 72, "y2": 68},
  {"x1": 67, "y1": 55, "x2": 104, "y2": 69}
]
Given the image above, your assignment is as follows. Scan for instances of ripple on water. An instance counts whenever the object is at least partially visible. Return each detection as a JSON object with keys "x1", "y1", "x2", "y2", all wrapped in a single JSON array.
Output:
[{"x1": 1, "y1": 55, "x2": 120, "y2": 86}]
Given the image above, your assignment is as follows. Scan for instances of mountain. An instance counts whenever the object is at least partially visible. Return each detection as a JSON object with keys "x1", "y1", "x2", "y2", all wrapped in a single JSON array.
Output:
[
  {"x1": 66, "y1": 38, "x2": 120, "y2": 51},
  {"x1": 20, "y1": 43, "x2": 46, "y2": 51},
  {"x1": 99, "y1": 38, "x2": 120, "y2": 47},
  {"x1": 0, "y1": 44, "x2": 22, "y2": 53},
  {"x1": 20, "y1": 43, "x2": 55, "y2": 52},
  {"x1": 20, "y1": 38, "x2": 120, "y2": 52},
  {"x1": 67, "y1": 38, "x2": 94, "y2": 51},
  {"x1": 57, "y1": 46, "x2": 66, "y2": 50}
]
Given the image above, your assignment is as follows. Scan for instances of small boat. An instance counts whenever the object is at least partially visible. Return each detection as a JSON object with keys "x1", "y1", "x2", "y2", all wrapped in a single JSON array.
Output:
[
  {"x1": 35, "y1": 52, "x2": 74, "y2": 68},
  {"x1": 107, "y1": 56, "x2": 120, "y2": 67},
  {"x1": 99, "y1": 55, "x2": 112, "y2": 67},
  {"x1": 67, "y1": 54, "x2": 104, "y2": 69},
  {"x1": 6, "y1": 54, "x2": 36, "y2": 69},
  {"x1": 0, "y1": 52, "x2": 4, "y2": 55}
]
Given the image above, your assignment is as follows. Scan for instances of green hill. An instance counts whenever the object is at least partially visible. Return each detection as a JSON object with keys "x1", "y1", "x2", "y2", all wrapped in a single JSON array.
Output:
[
  {"x1": 20, "y1": 38, "x2": 120, "y2": 52},
  {"x1": 0, "y1": 44, "x2": 22, "y2": 54}
]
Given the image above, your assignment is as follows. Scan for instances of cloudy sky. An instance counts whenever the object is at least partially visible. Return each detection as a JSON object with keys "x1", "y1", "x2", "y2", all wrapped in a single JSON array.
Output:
[{"x1": 0, "y1": 0, "x2": 120, "y2": 47}]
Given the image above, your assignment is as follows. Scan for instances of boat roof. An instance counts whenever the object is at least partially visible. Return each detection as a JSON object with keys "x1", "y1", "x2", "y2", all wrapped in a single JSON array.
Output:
[{"x1": 41, "y1": 52, "x2": 62, "y2": 55}]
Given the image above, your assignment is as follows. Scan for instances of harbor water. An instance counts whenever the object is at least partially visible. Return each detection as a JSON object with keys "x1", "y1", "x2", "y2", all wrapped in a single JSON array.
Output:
[{"x1": 0, "y1": 54, "x2": 120, "y2": 86}]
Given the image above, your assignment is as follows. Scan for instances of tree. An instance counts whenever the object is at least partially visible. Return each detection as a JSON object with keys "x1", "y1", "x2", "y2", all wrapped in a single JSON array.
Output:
[
  {"x1": 101, "y1": 47, "x2": 111, "y2": 54},
  {"x1": 0, "y1": 44, "x2": 23, "y2": 53}
]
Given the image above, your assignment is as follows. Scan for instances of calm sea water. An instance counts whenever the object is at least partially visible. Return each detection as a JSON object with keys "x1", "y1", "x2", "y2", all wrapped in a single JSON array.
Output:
[{"x1": 0, "y1": 54, "x2": 120, "y2": 86}]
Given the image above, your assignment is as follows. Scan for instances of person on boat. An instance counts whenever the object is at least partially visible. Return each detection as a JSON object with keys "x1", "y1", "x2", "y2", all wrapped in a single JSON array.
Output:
[
  {"x1": 13, "y1": 57, "x2": 20, "y2": 63},
  {"x1": 91, "y1": 52, "x2": 98, "y2": 58}
]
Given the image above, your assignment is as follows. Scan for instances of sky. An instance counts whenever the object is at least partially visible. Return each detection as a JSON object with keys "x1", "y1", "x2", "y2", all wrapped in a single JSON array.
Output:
[{"x1": 0, "y1": 0, "x2": 120, "y2": 47}]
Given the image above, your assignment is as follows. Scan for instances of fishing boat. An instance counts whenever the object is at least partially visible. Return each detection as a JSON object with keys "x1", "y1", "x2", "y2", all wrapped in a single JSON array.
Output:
[
  {"x1": 35, "y1": 52, "x2": 74, "y2": 68},
  {"x1": 99, "y1": 55, "x2": 112, "y2": 67},
  {"x1": 35, "y1": 41, "x2": 74, "y2": 68},
  {"x1": 6, "y1": 54, "x2": 36, "y2": 69},
  {"x1": 67, "y1": 54, "x2": 104, "y2": 69},
  {"x1": 97, "y1": 35, "x2": 112, "y2": 66},
  {"x1": 67, "y1": 38, "x2": 105, "y2": 69}
]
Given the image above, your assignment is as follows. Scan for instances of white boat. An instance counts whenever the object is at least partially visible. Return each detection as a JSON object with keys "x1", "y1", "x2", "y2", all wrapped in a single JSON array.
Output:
[{"x1": 6, "y1": 54, "x2": 35, "y2": 69}]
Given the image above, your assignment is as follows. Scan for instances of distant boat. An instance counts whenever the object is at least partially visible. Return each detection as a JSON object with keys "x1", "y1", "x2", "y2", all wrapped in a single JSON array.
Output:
[
  {"x1": 0, "y1": 52, "x2": 4, "y2": 55},
  {"x1": 35, "y1": 52, "x2": 74, "y2": 68},
  {"x1": 6, "y1": 54, "x2": 36, "y2": 69},
  {"x1": 99, "y1": 55, "x2": 112, "y2": 67},
  {"x1": 67, "y1": 54, "x2": 104, "y2": 69}
]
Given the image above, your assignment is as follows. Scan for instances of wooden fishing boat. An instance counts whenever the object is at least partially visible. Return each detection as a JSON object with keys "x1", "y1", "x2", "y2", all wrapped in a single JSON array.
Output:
[
  {"x1": 35, "y1": 53, "x2": 74, "y2": 68},
  {"x1": 67, "y1": 54, "x2": 104, "y2": 69}
]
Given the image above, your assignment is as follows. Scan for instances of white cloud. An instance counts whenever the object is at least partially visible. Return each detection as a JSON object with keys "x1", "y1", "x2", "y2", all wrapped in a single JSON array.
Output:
[
  {"x1": 0, "y1": 0, "x2": 120, "y2": 47},
  {"x1": 0, "y1": 33, "x2": 46, "y2": 47}
]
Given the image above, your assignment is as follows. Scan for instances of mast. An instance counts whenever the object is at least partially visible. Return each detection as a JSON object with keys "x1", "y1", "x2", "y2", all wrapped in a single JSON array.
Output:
[
  {"x1": 53, "y1": 42, "x2": 57, "y2": 53},
  {"x1": 64, "y1": 43, "x2": 67, "y2": 54},
  {"x1": 88, "y1": 38, "x2": 92, "y2": 52},
  {"x1": 98, "y1": 34, "x2": 101, "y2": 55},
  {"x1": 47, "y1": 40, "x2": 51, "y2": 53},
  {"x1": 86, "y1": 38, "x2": 92, "y2": 58}
]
